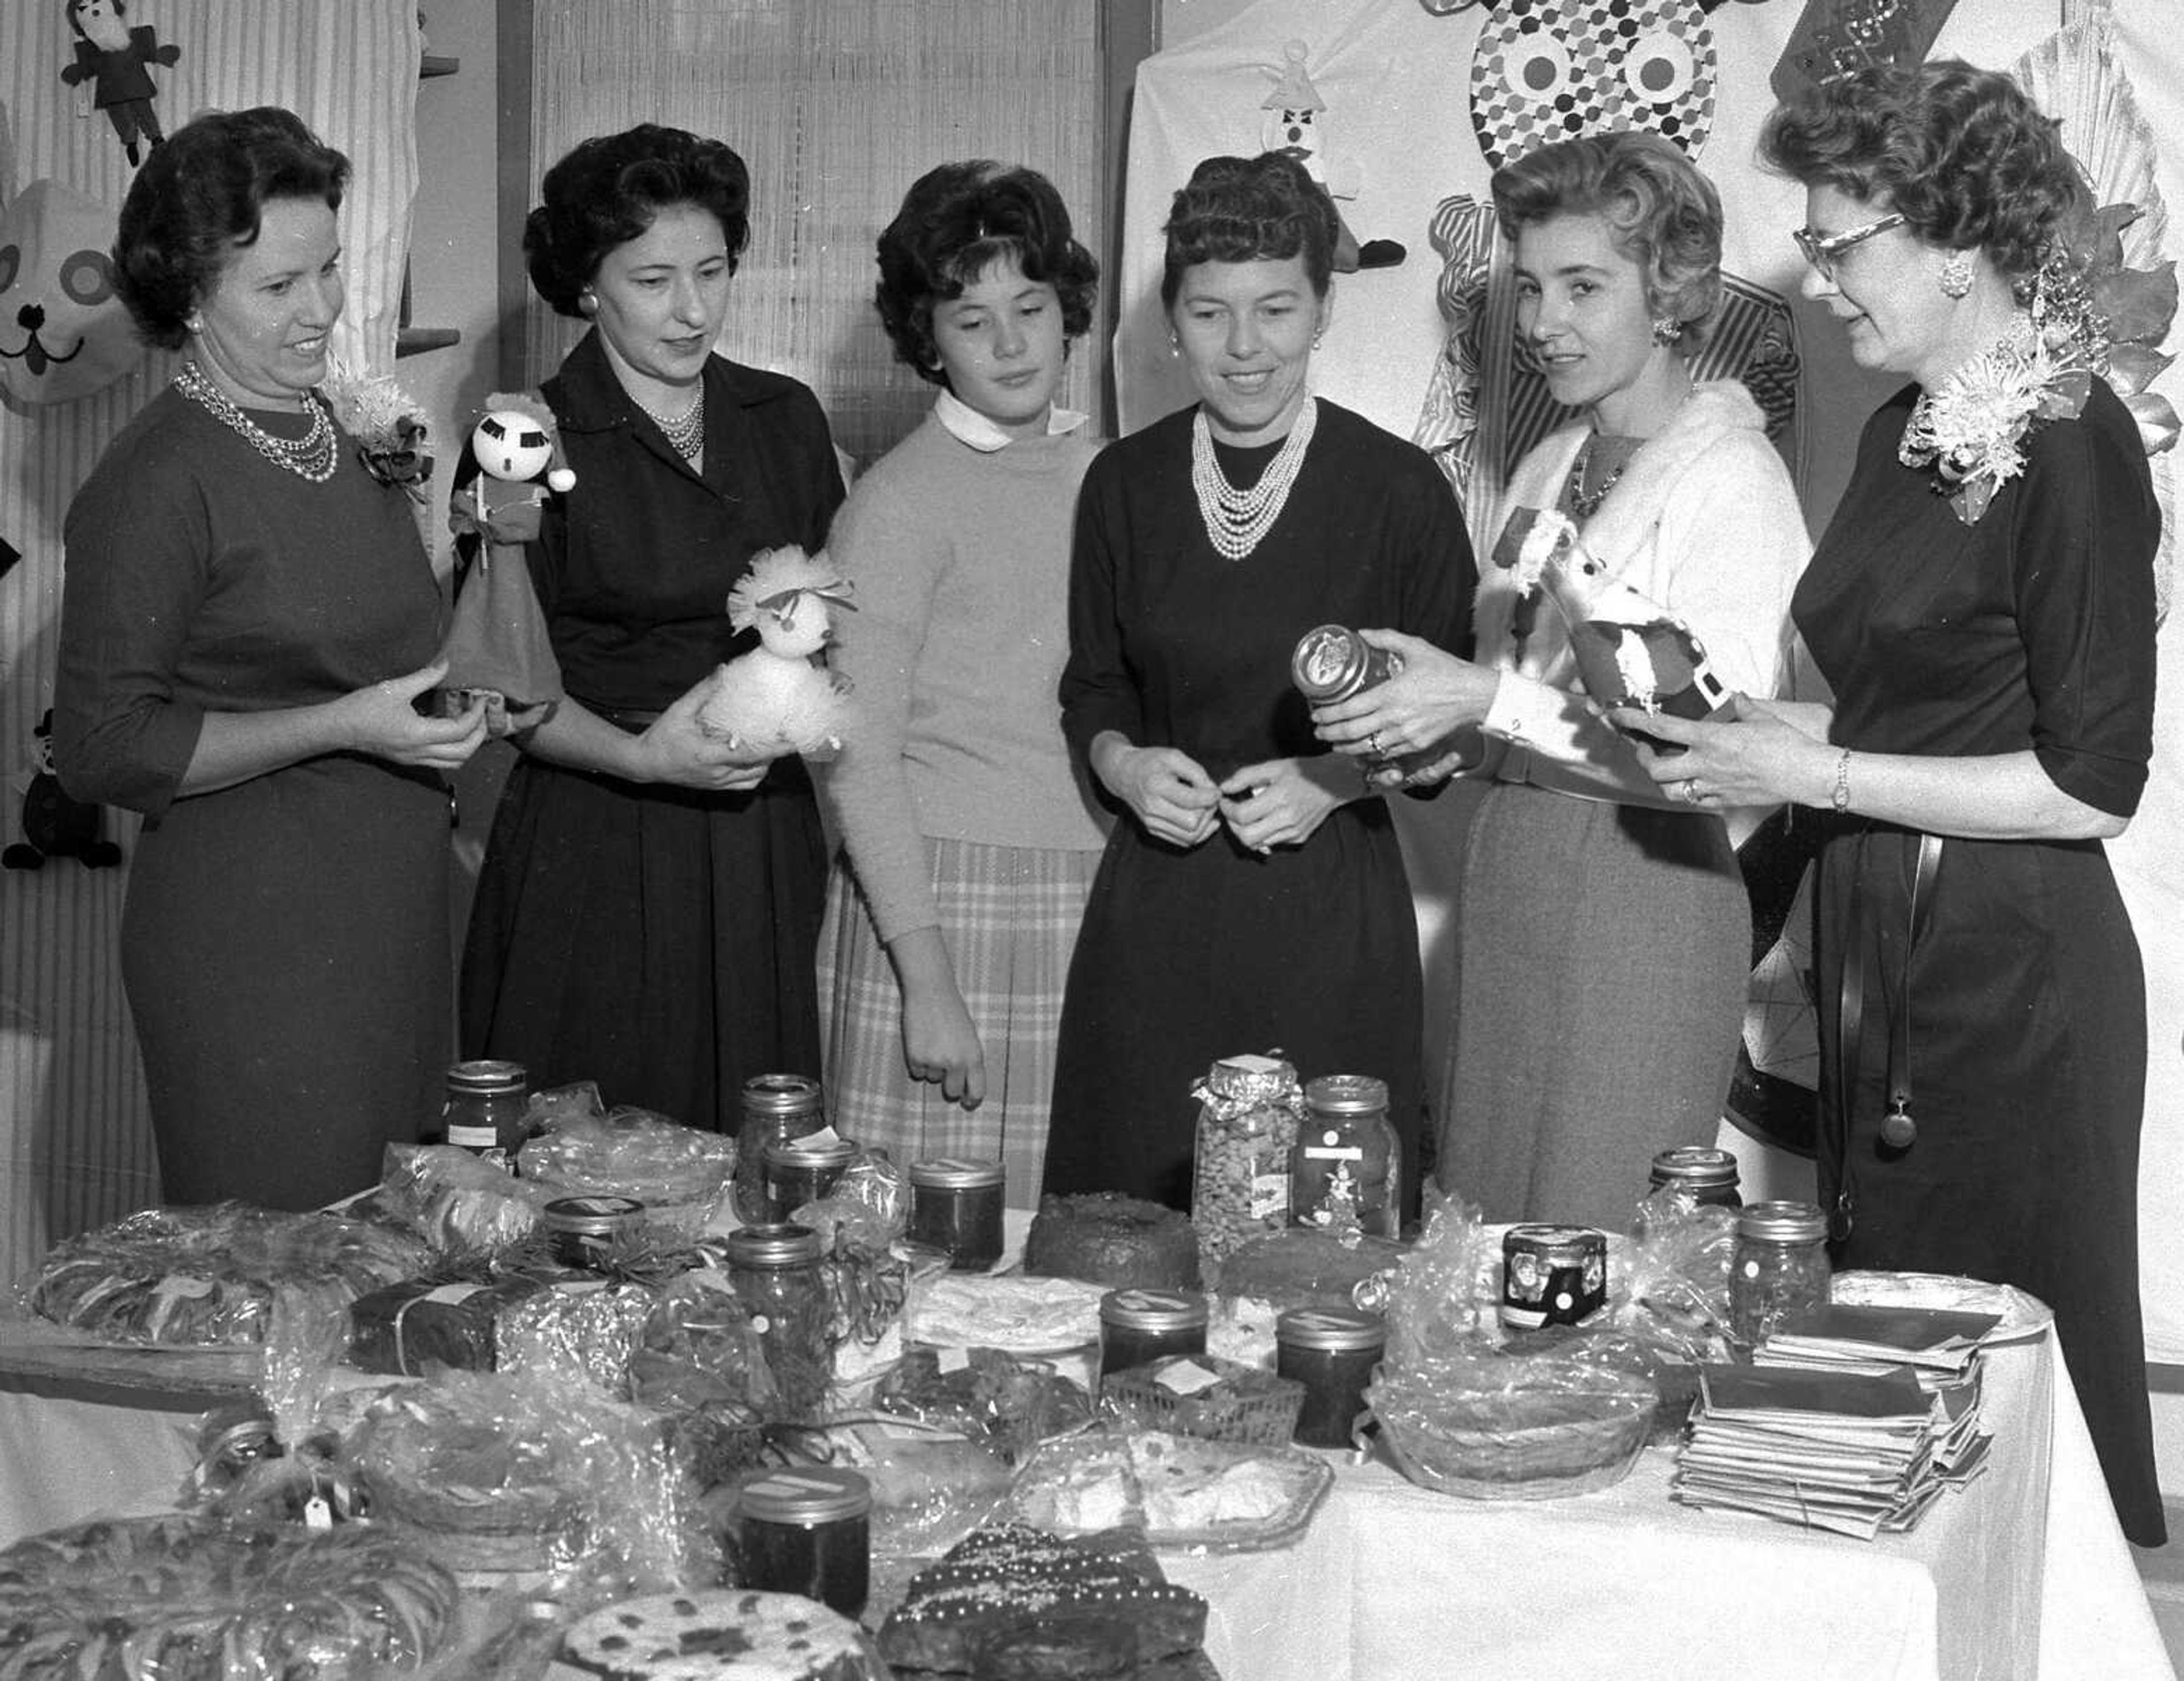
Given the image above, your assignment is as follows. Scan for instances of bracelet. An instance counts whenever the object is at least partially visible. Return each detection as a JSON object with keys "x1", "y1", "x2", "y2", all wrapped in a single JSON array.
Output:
[{"x1": 1830, "y1": 747, "x2": 1852, "y2": 815}]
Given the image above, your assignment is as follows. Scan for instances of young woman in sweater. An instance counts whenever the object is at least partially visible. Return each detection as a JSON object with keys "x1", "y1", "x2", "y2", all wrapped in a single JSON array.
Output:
[{"x1": 814, "y1": 161, "x2": 1108, "y2": 1204}]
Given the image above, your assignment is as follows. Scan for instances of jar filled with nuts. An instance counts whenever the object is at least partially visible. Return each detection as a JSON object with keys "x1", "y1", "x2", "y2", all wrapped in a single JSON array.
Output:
[{"x1": 1190, "y1": 1053, "x2": 1305, "y2": 1264}]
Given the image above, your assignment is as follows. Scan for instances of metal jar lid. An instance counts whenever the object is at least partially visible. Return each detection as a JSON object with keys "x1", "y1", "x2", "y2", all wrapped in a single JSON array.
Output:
[
  {"x1": 1649, "y1": 1145, "x2": 1740, "y2": 1191},
  {"x1": 1503, "y1": 1223, "x2": 1606, "y2": 1263},
  {"x1": 541, "y1": 1193, "x2": 646, "y2": 1235},
  {"x1": 724, "y1": 1222, "x2": 825, "y2": 1268},
  {"x1": 764, "y1": 1133, "x2": 858, "y2": 1170},
  {"x1": 735, "y1": 1466, "x2": 871, "y2": 1525},
  {"x1": 1201, "y1": 1053, "x2": 1300, "y2": 1104},
  {"x1": 1276, "y1": 1306, "x2": 1386, "y2": 1352},
  {"x1": 1305, "y1": 1073, "x2": 1389, "y2": 1116},
  {"x1": 1735, "y1": 1200, "x2": 1829, "y2": 1245},
  {"x1": 739, "y1": 1072, "x2": 825, "y2": 1118},
  {"x1": 907, "y1": 1157, "x2": 1007, "y2": 1190},
  {"x1": 446, "y1": 1058, "x2": 527, "y2": 1096},
  {"x1": 1099, "y1": 1287, "x2": 1209, "y2": 1332},
  {"x1": 1290, "y1": 624, "x2": 1370, "y2": 701}
]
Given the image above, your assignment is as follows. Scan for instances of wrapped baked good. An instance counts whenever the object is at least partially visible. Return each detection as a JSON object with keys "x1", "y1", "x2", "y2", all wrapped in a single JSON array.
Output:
[
  {"x1": 630, "y1": 1268, "x2": 777, "y2": 1415},
  {"x1": 26, "y1": 1203, "x2": 430, "y2": 1347},
  {"x1": 1213, "y1": 1227, "x2": 1405, "y2": 1311},
  {"x1": 498, "y1": 1277, "x2": 659, "y2": 1396},
  {"x1": 1098, "y1": 1352, "x2": 1305, "y2": 1447},
  {"x1": 1024, "y1": 1193, "x2": 1201, "y2": 1290},
  {"x1": 876, "y1": 1345, "x2": 1095, "y2": 1465},
  {"x1": 561, "y1": 1588, "x2": 888, "y2": 1680},
  {"x1": 376, "y1": 1141, "x2": 552, "y2": 1253},
  {"x1": 348, "y1": 1274, "x2": 557, "y2": 1376},
  {"x1": 0, "y1": 1513, "x2": 460, "y2": 1679},
  {"x1": 519, "y1": 1105, "x2": 735, "y2": 1237}
]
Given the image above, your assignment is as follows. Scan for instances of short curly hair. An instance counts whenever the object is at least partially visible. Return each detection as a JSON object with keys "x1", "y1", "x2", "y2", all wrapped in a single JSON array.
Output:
[
  {"x1": 1159, "y1": 151, "x2": 1339, "y2": 310},
  {"x1": 113, "y1": 107, "x2": 348, "y2": 351},
  {"x1": 874, "y1": 160, "x2": 1099, "y2": 387},
  {"x1": 1492, "y1": 131, "x2": 1724, "y2": 345},
  {"x1": 1759, "y1": 59, "x2": 2091, "y2": 286},
  {"x1": 524, "y1": 125, "x2": 751, "y2": 317}
]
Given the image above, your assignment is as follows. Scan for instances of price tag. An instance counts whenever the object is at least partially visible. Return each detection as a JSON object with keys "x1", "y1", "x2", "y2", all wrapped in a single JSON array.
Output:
[{"x1": 1155, "y1": 1359, "x2": 1225, "y2": 1396}]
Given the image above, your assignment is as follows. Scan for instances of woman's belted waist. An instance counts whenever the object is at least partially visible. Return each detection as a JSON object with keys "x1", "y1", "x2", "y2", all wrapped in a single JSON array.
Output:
[{"x1": 579, "y1": 700, "x2": 664, "y2": 733}]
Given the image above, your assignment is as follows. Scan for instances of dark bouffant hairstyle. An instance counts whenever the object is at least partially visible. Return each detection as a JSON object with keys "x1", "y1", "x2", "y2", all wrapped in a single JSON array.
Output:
[
  {"x1": 1759, "y1": 59, "x2": 2091, "y2": 285},
  {"x1": 113, "y1": 107, "x2": 348, "y2": 350},
  {"x1": 1492, "y1": 131, "x2": 1724, "y2": 345},
  {"x1": 1159, "y1": 151, "x2": 1339, "y2": 310},
  {"x1": 874, "y1": 160, "x2": 1099, "y2": 387},
  {"x1": 524, "y1": 124, "x2": 751, "y2": 317}
]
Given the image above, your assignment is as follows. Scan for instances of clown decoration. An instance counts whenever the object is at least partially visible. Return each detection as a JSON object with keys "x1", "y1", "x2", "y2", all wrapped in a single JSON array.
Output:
[
  {"x1": 697, "y1": 546, "x2": 855, "y2": 761},
  {"x1": 0, "y1": 179, "x2": 144, "y2": 407},
  {"x1": 1260, "y1": 39, "x2": 1405, "y2": 272},
  {"x1": 60, "y1": 0, "x2": 180, "y2": 168}
]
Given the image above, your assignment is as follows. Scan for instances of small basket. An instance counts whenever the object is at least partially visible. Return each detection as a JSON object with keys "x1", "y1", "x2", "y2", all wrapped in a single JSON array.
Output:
[
  {"x1": 1099, "y1": 1353, "x2": 1305, "y2": 1447},
  {"x1": 1369, "y1": 1365, "x2": 1654, "y2": 1501}
]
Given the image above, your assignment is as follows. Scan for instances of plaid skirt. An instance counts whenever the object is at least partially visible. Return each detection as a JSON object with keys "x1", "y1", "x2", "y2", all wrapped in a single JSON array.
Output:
[{"x1": 817, "y1": 837, "x2": 1098, "y2": 1208}]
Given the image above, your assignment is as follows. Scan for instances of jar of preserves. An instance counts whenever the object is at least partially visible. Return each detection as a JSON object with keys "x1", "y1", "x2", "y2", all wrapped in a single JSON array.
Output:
[
  {"x1": 735, "y1": 1074, "x2": 825, "y2": 1224},
  {"x1": 1097, "y1": 1288, "x2": 1208, "y2": 1382},
  {"x1": 542, "y1": 1193, "x2": 647, "y2": 1269},
  {"x1": 1189, "y1": 1053, "x2": 1304, "y2": 1263},
  {"x1": 1290, "y1": 1074, "x2": 1400, "y2": 1239},
  {"x1": 723, "y1": 1222, "x2": 833, "y2": 1417},
  {"x1": 733, "y1": 1465, "x2": 871, "y2": 1619},
  {"x1": 1499, "y1": 1224, "x2": 1608, "y2": 1331},
  {"x1": 1648, "y1": 1145, "x2": 1742, "y2": 1208},
  {"x1": 763, "y1": 1133, "x2": 857, "y2": 1221},
  {"x1": 906, "y1": 1158, "x2": 1007, "y2": 1271},
  {"x1": 1289, "y1": 626, "x2": 1440, "y2": 775},
  {"x1": 1728, "y1": 1200, "x2": 1832, "y2": 1352},
  {"x1": 1276, "y1": 1306, "x2": 1384, "y2": 1449},
  {"x1": 437, "y1": 1059, "x2": 529, "y2": 1165}
]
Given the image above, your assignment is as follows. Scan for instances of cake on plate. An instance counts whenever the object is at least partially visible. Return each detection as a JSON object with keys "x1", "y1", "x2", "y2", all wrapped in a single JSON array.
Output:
[
  {"x1": 559, "y1": 1588, "x2": 884, "y2": 1680},
  {"x1": 1024, "y1": 1194, "x2": 1201, "y2": 1291}
]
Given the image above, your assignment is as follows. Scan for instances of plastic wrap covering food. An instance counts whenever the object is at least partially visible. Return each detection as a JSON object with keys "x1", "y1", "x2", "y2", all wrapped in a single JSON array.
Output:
[
  {"x1": 0, "y1": 1513, "x2": 461, "y2": 1679},
  {"x1": 498, "y1": 1278, "x2": 659, "y2": 1396},
  {"x1": 559, "y1": 1588, "x2": 891, "y2": 1680},
  {"x1": 349, "y1": 1274, "x2": 558, "y2": 1376},
  {"x1": 1098, "y1": 1352, "x2": 1305, "y2": 1447},
  {"x1": 377, "y1": 1142, "x2": 553, "y2": 1255},
  {"x1": 24, "y1": 1203, "x2": 431, "y2": 1347},
  {"x1": 519, "y1": 1100, "x2": 735, "y2": 1237},
  {"x1": 789, "y1": 1147, "x2": 909, "y2": 1252},
  {"x1": 791, "y1": 1421, "x2": 1016, "y2": 1559},
  {"x1": 1380, "y1": 1196, "x2": 1505, "y2": 1370},
  {"x1": 1618, "y1": 1192, "x2": 1738, "y2": 1345},
  {"x1": 1211, "y1": 1227, "x2": 1405, "y2": 1311},
  {"x1": 876, "y1": 1346, "x2": 1095, "y2": 1466},
  {"x1": 1367, "y1": 1351, "x2": 1656, "y2": 1500},
  {"x1": 346, "y1": 1368, "x2": 711, "y2": 1585},
  {"x1": 630, "y1": 1268, "x2": 779, "y2": 1416}
]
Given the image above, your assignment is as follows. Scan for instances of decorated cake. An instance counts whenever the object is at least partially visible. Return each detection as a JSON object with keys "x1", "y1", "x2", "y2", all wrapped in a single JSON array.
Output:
[
  {"x1": 559, "y1": 1588, "x2": 884, "y2": 1680},
  {"x1": 1024, "y1": 1193, "x2": 1202, "y2": 1291}
]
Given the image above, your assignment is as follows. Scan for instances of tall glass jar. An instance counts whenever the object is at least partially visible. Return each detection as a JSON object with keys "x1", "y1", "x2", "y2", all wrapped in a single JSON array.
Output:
[
  {"x1": 723, "y1": 1222, "x2": 833, "y2": 1418},
  {"x1": 1290, "y1": 1074, "x2": 1400, "y2": 1239},
  {"x1": 1190, "y1": 1054, "x2": 1304, "y2": 1263},
  {"x1": 438, "y1": 1059, "x2": 529, "y2": 1165},
  {"x1": 1728, "y1": 1200, "x2": 1832, "y2": 1352},
  {"x1": 735, "y1": 1074, "x2": 825, "y2": 1224}
]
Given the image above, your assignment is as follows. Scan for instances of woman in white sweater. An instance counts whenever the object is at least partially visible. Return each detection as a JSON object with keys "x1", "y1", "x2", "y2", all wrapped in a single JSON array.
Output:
[
  {"x1": 1312, "y1": 133, "x2": 1810, "y2": 1228},
  {"x1": 814, "y1": 161, "x2": 1108, "y2": 1203}
]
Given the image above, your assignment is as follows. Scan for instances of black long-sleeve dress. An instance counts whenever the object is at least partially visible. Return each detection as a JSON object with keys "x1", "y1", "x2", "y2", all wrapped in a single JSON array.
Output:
[
  {"x1": 1798, "y1": 375, "x2": 2164, "y2": 1546},
  {"x1": 1045, "y1": 400, "x2": 1475, "y2": 1210}
]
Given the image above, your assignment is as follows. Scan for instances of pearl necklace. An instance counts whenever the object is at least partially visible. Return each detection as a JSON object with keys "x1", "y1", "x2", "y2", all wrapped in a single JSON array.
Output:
[
  {"x1": 173, "y1": 361, "x2": 337, "y2": 483},
  {"x1": 634, "y1": 386, "x2": 705, "y2": 464},
  {"x1": 1190, "y1": 397, "x2": 1318, "y2": 561}
]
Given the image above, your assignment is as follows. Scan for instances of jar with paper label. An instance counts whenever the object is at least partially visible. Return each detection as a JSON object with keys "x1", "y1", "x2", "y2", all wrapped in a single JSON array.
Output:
[
  {"x1": 436, "y1": 1060, "x2": 529, "y2": 1165},
  {"x1": 1190, "y1": 1054, "x2": 1305, "y2": 1263},
  {"x1": 1728, "y1": 1200, "x2": 1831, "y2": 1352},
  {"x1": 735, "y1": 1073, "x2": 825, "y2": 1224},
  {"x1": 1289, "y1": 1074, "x2": 1399, "y2": 1239}
]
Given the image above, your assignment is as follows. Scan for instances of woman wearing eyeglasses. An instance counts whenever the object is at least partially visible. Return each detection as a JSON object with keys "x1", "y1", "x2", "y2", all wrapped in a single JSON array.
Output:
[{"x1": 1616, "y1": 61, "x2": 2162, "y2": 1546}]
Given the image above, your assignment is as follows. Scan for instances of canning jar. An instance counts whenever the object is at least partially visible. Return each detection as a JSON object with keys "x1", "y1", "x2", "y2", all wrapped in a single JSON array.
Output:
[
  {"x1": 1189, "y1": 1054, "x2": 1304, "y2": 1262},
  {"x1": 763, "y1": 1132, "x2": 857, "y2": 1221},
  {"x1": 1276, "y1": 1306, "x2": 1384, "y2": 1448},
  {"x1": 1289, "y1": 626, "x2": 1440, "y2": 776},
  {"x1": 1634, "y1": 1144, "x2": 1744, "y2": 1240},
  {"x1": 733, "y1": 1465, "x2": 871, "y2": 1618},
  {"x1": 1098, "y1": 1288, "x2": 1208, "y2": 1382},
  {"x1": 735, "y1": 1074, "x2": 825, "y2": 1224},
  {"x1": 906, "y1": 1158, "x2": 1007, "y2": 1271},
  {"x1": 1728, "y1": 1200, "x2": 1832, "y2": 1352},
  {"x1": 541, "y1": 1193, "x2": 647, "y2": 1270},
  {"x1": 437, "y1": 1060, "x2": 529, "y2": 1164},
  {"x1": 723, "y1": 1222, "x2": 833, "y2": 1417},
  {"x1": 1290, "y1": 1074, "x2": 1400, "y2": 1239}
]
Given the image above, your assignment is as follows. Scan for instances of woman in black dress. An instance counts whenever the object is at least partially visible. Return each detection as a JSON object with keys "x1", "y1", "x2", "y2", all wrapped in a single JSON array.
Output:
[
  {"x1": 1617, "y1": 62, "x2": 2164, "y2": 1546},
  {"x1": 461, "y1": 125, "x2": 845, "y2": 1132},
  {"x1": 1044, "y1": 153, "x2": 1476, "y2": 1210}
]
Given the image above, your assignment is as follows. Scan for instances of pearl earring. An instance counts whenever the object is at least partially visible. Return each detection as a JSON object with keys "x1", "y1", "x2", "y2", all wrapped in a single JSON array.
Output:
[
  {"x1": 1938, "y1": 251, "x2": 1974, "y2": 300},
  {"x1": 579, "y1": 289, "x2": 599, "y2": 316}
]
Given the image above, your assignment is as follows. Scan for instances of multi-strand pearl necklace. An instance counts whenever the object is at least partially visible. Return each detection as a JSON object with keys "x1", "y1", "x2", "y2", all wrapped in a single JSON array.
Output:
[
  {"x1": 635, "y1": 387, "x2": 705, "y2": 465},
  {"x1": 1190, "y1": 396, "x2": 1318, "y2": 561},
  {"x1": 173, "y1": 360, "x2": 338, "y2": 483}
]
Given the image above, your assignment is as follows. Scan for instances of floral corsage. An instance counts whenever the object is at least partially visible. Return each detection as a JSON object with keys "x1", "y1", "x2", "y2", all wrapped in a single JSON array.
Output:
[
  {"x1": 320, "y1": 357, "x2": 433, "y2": 502},
  {"x1": 1897, "y1": 315, "x2": 2091, "y2": 527}
]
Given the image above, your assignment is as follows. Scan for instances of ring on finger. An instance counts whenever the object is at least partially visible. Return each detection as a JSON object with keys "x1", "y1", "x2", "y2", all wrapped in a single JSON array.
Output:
[{"x1": 1367, "y1": 730, "x2": 1384, "y2": 756}]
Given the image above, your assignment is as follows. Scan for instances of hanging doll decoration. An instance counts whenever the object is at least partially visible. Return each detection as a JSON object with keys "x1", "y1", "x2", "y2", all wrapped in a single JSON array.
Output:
[
  {"x1": 5, "y1": 710, "x2": 123, "y2": 871},
  {"x1": 696, "y1": 546, "x2": 856, "y2": 760},
  {"x1": 59, "y1": 0, "x2": 181, "y2": 168},
  {"x1": 442, "y1": 395, "x2": 574, "y2": 734},
  {"x1": 1260, "y1": 40, "x2": 1405, "y2": 273}
]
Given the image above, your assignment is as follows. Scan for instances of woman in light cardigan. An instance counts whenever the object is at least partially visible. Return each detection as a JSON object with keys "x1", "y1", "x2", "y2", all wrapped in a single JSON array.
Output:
[{"x1": 1313, "y1": 133, "x2": 1809, "y2": 1228}]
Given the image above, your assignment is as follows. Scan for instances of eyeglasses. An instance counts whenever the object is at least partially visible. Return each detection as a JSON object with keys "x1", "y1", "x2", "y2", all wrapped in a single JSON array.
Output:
[{"x1": 1791, "y1": 213, "x2": 1905, "y2": 280}]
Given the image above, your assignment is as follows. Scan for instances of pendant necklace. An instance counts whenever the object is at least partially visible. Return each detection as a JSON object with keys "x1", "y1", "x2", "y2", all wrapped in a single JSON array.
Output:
[
  {"x1": 174, "y1": 360, "x2": 338, "y2": 483},
  {"x1": 1191, "y1": 396, "x2": 1318, "y2": 561}
]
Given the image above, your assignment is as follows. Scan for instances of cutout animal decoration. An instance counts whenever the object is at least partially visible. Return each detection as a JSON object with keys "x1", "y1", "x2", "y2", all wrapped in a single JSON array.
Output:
[
  {"x1": 0, "y1": 179, "x2": 143, "y2": 407},
  {"x1": 59, "y1": 0, "x2": 180, "y2": 167},
  {"x1": 5, "y1": 709, "x2": 122, "y2": 871}
]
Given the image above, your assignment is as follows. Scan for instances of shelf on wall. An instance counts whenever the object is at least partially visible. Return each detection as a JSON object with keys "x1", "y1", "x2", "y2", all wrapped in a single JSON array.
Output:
[
  {"x1": 420, "y1": 54, "x2": 460, "y2": 77},
  {"x1": 395, "y1": 327, "x2": 462, "y2": 357}
]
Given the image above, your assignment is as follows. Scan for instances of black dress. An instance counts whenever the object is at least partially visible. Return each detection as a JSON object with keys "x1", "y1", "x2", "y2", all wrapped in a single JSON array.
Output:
[
  {"x1": 1045, "y1": 401, "x2": 1475, "y2": 1209},
  {"x1": 1797, "y1": 377, "x2": 2164, "y2": 1546},
  {"x1": 460, "y1": 332, "x2": 845, "y2": 1132}
]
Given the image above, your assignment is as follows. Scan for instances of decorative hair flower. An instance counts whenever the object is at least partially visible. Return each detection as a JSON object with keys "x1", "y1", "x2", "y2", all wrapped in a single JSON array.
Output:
[{"x1": 320, "y1": 356, "x2": 433, "y2": 502}]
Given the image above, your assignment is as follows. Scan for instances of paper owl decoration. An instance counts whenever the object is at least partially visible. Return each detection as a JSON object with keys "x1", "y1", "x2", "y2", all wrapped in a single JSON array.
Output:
[{"x1": 1467, "y1": 0, "x2": 1723, "y2": 168}]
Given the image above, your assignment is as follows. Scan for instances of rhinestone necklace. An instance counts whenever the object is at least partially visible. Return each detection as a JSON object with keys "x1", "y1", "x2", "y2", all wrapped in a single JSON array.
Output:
[
  {"x1": 1565, "y1": 433, "x2": 1636, "y2": 520},
  {"x1": 173, "y1": 360, "x2": 337, "y2": 482},
  {"x1": 634, "y1": 386, "x2": 705, "y2": 464},
  {"x1": 1190, "y1": 396, "x2": 1318, "y2": 561}
]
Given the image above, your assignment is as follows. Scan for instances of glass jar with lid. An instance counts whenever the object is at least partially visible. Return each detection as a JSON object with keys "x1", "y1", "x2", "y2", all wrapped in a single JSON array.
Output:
[
  {"x1": 1190, "y1": 1053, "x2": 1305, "y2": 1262},
  {"x1": 723, "y1": 1222, "x2": 833, "y2": 1417},
  {"x1": 1635, "y1": 1145, "x2": 1743, "y2": 1239},
  {"x1": 437, "y1": 1059, "x2": 529, "y2": 1165},
  {"x1": 735, "y1": 1074, "x2": 825, "y2": 1224},
  {"x1": 1290, "y1": 1074, "x2": 1400, "y2": 1239},
  {"x1": 1728, "y1": 1200, "x2": 1832, "y2": 1352},
  {"x1": 1276, "y1": 1306, "x2": 1384, "y2": 1448},
  {"x1": 906, "y1": 1158, "x2": 1007, "y2": 1271},
  {"x1": 733, "y1": 1465, "x2": 871, "y2": 1619},
  {"x1": 763, "y1": 1132, "x2": 857, "y2": 1221},
  {"x1": 1097, "y1": 1288, "x2": 1207, "y2": 1382}
]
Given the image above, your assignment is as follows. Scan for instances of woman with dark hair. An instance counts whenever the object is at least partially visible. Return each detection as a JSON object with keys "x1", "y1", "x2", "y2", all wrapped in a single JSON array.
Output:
[
  {"x1": 1309, "y1": 131, "x2": 1807, "y2": 1229},
  {"x1": 461, "y1": 123, "x2": 845, "y2": 1132},
  {"x1": 1043, "y1": 151, "x2": 1475, "y2": 1210},
  {"x1": 814, "y1": 162, "x2": 1108, "y2": 1200},
  {"x1": 1616, "y1": 61, "x2": 2164, "y2": 1545},
  {"x1": 55, "y1": 106, "x2": 488, "y2": 1207}
]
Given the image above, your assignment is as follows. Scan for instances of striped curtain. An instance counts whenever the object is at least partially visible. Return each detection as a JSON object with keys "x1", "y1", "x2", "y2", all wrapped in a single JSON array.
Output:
[
  {"x1": 0, "y1": 0, "x2": 422, "y2": 1286},
  {"x1": 525, "y1": 0, "x2": 1105, "y2": 469}
]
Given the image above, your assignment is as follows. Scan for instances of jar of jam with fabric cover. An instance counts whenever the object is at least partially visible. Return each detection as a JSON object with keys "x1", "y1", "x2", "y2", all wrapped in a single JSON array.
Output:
[
  {"x1": 735, "y1": 1073, "x2": 826, "y2": 1224},
  {"x1": 1190, "y1": 1053, "x2": 1304, "y2": 1263},
  {"x1": 1290, "y1": 1074, "x2": 1400, "y2": 1239},
  {"x1": 1276, "y1": 1306, "x2": 1384, "y2": 1448},
  {"x1": 1098, "y1": 1288, "x2": 1208, "y2": 1382},
  {"x1": 907, "y1": 1157, "x2": 1007, "y2": 1270},
  {"x1": 438, "y1": 1059, "x2": 530, "y2": 1164},
  {"x1": 1728, "y1": 1200, "x2": 1832, "y2": 1352},
  {"x1": 733, "y1": 1465, "x2": 871, "y2": 1619},
  {"x1": 763, "y1": 1132, "x2": 857, "y2": 1221},
  {"x1": 723, "y1": 1223, "x2": 833, "y2": 1417}
]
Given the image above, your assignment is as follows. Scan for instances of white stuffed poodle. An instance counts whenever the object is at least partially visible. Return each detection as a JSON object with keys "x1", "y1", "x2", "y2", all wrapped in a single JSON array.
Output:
[{"x1": 696, "y1": 545, "x2": 856, "y2": 759}]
